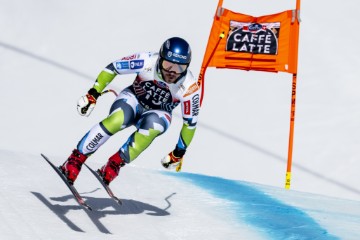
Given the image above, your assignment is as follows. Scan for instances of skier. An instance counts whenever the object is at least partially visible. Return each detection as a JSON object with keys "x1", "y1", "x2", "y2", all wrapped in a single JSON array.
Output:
[{"x1": 61, "y1": 37, "x2": 201, "y2": 185}]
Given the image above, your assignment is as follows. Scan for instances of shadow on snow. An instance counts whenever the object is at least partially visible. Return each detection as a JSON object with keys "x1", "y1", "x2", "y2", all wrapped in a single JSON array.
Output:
[{"x1": 31, "y1": 190, "x2": 171, "y2": 234}]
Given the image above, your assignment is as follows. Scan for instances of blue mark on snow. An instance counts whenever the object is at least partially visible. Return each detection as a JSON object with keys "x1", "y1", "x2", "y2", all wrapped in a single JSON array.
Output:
[{"x1": 163, "y1": 172, "x2": 339, "y2": 240}]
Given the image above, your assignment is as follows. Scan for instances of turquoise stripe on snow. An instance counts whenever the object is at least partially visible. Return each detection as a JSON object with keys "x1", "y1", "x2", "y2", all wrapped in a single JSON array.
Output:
[{"x1": 163, "y1": 172, "x2": 339, "y2": 240}]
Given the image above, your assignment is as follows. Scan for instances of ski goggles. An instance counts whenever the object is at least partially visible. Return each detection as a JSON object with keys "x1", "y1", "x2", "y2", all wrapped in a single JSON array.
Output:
[{"x1": 161, "y1": 59, "x2": 188, "y2": 74}]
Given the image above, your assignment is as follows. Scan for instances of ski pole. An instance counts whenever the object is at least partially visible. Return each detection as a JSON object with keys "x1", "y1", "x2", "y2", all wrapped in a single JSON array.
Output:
[
  {"x1": 175, "y1": 159, "x2": 183, "y2": 172},
  {"x1": 101, "y1": 89, "x2": 118, "y2": 97}
]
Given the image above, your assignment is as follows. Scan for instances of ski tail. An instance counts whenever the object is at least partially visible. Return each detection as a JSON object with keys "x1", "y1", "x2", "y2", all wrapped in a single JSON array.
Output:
[
  {"x1": 41, "y1": 153, "x2": 92, "y2": 211},
  {"x1": 84, "y1": 163, "x2": 122, "y2": 205}
]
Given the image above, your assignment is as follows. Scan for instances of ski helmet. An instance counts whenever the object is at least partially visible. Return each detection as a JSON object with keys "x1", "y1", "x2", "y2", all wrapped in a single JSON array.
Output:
[
  {"x1": 158, "y1": 37, "x2": 191, "y2": 82},
  {"x1": 159, "y1": 37, "x2": 192, "y2": 65}
]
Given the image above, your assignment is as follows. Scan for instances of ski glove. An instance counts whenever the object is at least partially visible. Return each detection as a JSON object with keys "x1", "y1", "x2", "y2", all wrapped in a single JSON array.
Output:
[
  {"x1": 161, "y1": 147, "x2": 186, "y2": 171},
  {"x1": 77, "y1": 88, "x2": 100, "y2": 117}
]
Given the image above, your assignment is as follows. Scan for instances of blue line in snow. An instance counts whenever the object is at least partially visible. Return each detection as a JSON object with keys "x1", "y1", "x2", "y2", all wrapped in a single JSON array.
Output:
[{"x1": 163, "y1": 172, "x2": 339, "y2": 240}]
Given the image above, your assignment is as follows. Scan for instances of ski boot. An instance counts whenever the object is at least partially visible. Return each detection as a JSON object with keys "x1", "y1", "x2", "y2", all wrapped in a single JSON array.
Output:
[
  {"x1": 60, "y1": 149, "x2": 88, "y2": 185},
  {"x1": 98, "y1": 152, "x2": 125, "y2": 185}
]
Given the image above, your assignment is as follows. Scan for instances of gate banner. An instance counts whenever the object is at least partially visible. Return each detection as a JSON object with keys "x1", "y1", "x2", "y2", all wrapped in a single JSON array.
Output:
[{"x1": 203, "y1": 8, "x2": 300, "y2": 73}]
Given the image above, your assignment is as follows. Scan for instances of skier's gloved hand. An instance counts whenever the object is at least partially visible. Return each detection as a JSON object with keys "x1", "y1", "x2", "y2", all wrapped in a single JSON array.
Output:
[
  {"x1": 161, "y1": 147, "x2": 186, "y2": 170},
  {"x1": 77, "y1": 88, "x2": 100, "y2": 117}
]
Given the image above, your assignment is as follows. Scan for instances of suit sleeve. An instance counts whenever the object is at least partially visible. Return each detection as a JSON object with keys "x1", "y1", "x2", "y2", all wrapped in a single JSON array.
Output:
[
  {"x1": 176, "y1": 83, "x2": 201, "y2": 152},
  {"x1": 93, "y1": 52, "x2": 150, "y2": 93}
]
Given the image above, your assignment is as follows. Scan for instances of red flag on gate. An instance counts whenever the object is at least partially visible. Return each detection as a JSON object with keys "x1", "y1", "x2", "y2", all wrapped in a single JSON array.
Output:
[{"x1": 198, "y1": 0, "x2": 301, "y2": 190}]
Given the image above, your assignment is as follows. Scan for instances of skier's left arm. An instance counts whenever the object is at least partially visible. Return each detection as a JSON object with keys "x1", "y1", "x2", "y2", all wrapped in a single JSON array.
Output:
[{"x1": 161, "y1": 83, "x2": 201, "y2": 170}]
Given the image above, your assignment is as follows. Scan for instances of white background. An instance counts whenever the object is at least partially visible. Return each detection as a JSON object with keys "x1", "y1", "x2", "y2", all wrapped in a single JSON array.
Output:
[{"x1": 1, "y1": 0, "x2": 359, "y2": 203}]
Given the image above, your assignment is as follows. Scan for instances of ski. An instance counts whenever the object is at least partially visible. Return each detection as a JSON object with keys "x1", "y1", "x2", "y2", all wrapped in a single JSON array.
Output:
[
  {"x1": 40, "y1": 153, "x2": 92, "y2": 211},
  {"x1": 84, "y1": 163, "x2": 122, "y2": 205}
]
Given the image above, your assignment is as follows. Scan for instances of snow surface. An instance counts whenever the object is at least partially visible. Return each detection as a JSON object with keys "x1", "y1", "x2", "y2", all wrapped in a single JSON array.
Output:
[
  {"x1": 1, "y1": 150, "x2": 359, "y2": 239},
  {"x1": 1, "y1": 0, "x2": 360, "y2": 239}
]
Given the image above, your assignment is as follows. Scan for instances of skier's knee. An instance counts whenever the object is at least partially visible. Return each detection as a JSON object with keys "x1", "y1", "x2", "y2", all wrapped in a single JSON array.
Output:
[
  {"x1": 102, "y1": 111, "x2": 126, "y2": 134},
  {"x1": 138, "y1": 112, "x2": 170, "y2": 135}
]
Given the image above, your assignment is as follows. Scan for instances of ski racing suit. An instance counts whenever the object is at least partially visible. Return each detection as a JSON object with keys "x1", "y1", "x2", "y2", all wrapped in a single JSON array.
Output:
[{"x1": 76, "y1": 52, "x2": 201, "y2": 163}]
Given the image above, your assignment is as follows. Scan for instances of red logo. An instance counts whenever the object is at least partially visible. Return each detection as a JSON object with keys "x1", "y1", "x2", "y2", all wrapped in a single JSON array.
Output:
[
  {"x1": 121, "y1": 54, "x2": 137, "y2": 60},
  {"x1": 183, "y1": 100, "x2": 190, "y2": 115},
  {"x1": 165, "y1": 113, "x2": 172, "y2": 123}
]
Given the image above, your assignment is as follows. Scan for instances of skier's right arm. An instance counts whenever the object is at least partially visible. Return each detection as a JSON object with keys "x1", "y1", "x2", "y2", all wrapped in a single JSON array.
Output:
[
  {"x1": 77, "y1": 68, "x2": 115, "y2": 117},
  {"x1": 77, "y1": 52, "x2": 152, "y2": 117}
]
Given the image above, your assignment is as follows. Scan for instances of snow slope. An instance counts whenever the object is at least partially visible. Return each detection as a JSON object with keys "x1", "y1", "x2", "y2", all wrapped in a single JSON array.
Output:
[
  {"x1": 1, "y1": 149, "x2": 359, "y2": 240},
  {"x1": 1, "y1": 0, "x2": 360, "y2": 238}
]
